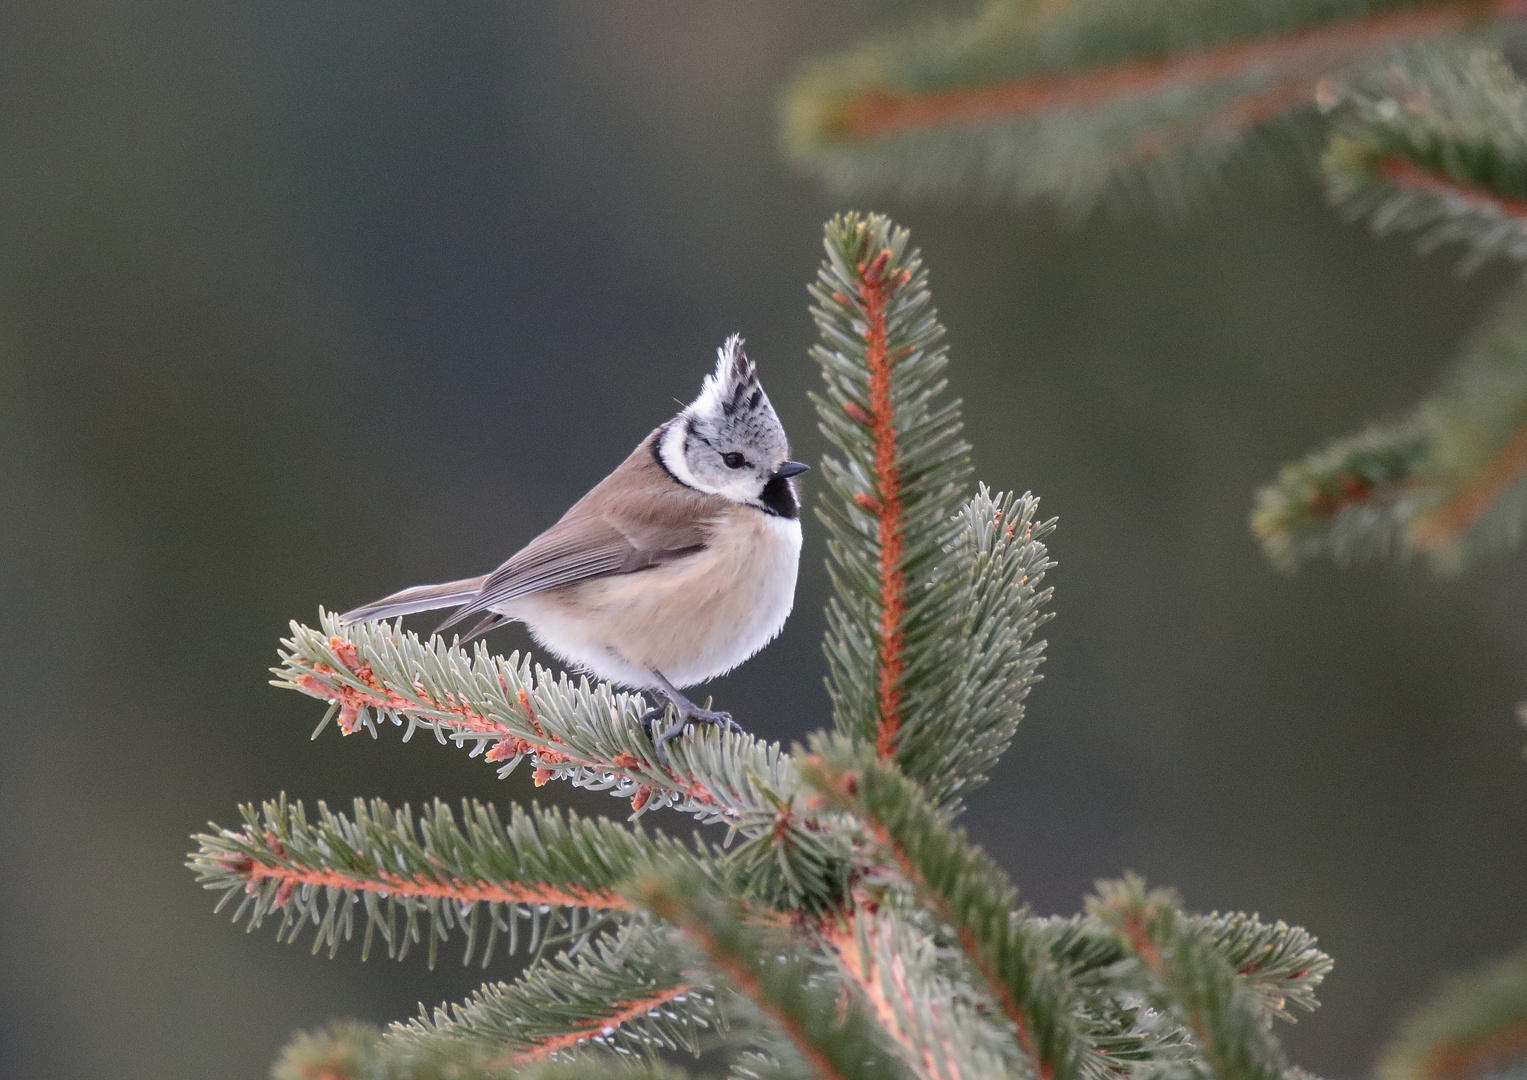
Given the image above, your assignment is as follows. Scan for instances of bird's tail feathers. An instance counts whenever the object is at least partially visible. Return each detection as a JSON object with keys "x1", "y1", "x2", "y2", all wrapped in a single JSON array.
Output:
[{"x1": 338, "y1": 576, "x2": 488, "y2": 625}]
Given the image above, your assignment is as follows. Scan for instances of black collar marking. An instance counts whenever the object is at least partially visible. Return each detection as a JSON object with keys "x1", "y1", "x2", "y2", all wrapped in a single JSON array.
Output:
[{"x1": 757, "y1": 475, "x2": 799, "y2": 519}]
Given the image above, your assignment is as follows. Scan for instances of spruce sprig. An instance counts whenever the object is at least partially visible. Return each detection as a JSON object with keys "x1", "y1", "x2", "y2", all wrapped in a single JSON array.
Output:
[
  {"x1": 782, "y1": 0, "x2": 1521, "y2": 216},
  {"x1": 809, "y1": 211, "x2": 975, "y2": 778},
  {"x1": 271, "y1": 614, "x2": 805, "y2": 824},
  {"x1": 631, "y1": 866, "x2": 911, "y2": 1080},
  {"x1": 276, "y1": 1022, "x2": 701, "y2": 1080},
  {"x1": 391, "y1": 920, "x2": 720, "y2": 1067},
  {"x1": 188, "y1": 795, "x2": 687, "y2": 965},
  {"x1": 820, "y1": 902, "x2": 1030, "y2": 1080},
  {"x1": 1089, "y1": 877, "x2": 1300, "y2": 1080},
  {"x1": 1253, "y1": 276, "x2": 1527, "y2": 571},
  {"x1": 801, "y1": 735, "x2": 1094, "y2": 1080},
  {"x1": 1324, "y1": 45, "x2": 1527, "y2": 272},
  {"x1": 903, "y1": 486, "x2": 1056, "y2": 808},
  {"x1": 1378, "y1": 940, "x2": 1527, "y2": 1080}
]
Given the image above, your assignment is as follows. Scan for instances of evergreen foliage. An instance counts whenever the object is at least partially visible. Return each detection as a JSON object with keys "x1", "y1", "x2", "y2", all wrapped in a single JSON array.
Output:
[
  {"x1": 782, "y1": 3, "x2": 1527, "y2": 576},
  {"x1": 781, "y1": 0, "x2": 1519, "y2": 216},
  {"x1": 1249, "y1": 44, "x2": 1527, "y2": 571},
  {"x1": 1253, "y1": 276, "x2": 1527, "y2": 571},
  {"x1": 1378, "y1": 941, "x2": 1527, "y2": 1080},
  {"x1": 1324, "y1": 46, "x2": 1527, "y2": 272},
  {"x1": 189, "y1": 213, "x2": 1333, "y2": 1080}
]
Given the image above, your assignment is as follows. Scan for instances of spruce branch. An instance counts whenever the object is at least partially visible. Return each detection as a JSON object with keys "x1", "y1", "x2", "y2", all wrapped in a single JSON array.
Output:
[
  {"x1": 818, "y1": 902, "x2": 1029, "y2": 1080},
  {"x1": 390, "y1": 920, "x2": 720, "y2": 1068},
  {"x1": 1253, "y1": 276, "x2": 1527, "y2": 571},
  {"x1": 783, "y1": 0, "x2": 1525, "y2": 215},
  {"x1": 275, "y1": 1020, "x2": 699, "y2": 1080},
  {"x1": 1324, "y1": 46, "x2": 1527, "y2": 271},
  {"x1": 273, "y1": 613, "x2": 803, "y2": 824},
  {"x1": 800, "y1": 737, "x2": 1089, "y2": 1080},
  {"x1": 902, "y1": 486, "x2": 1056, "y2": 808},
  {"x1": 1379, "y1": 941, "x2": 1527, "y2": 1080},
  {"x1": 1088, "y1": 877, "x2": 1312, "y2": 1080},
  {"x1": 188, "y1": 795, "x2": 695, "y2": 966},
  {"x1": 630, "y1": 866, "x2": 910, "y2": 1080},
  {"x1": 810, "y1": 212, "x2": 974, "y2": 775}
]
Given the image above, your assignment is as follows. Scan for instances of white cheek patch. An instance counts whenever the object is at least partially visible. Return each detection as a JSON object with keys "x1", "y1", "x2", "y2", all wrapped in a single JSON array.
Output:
[{"x1": 658, "y1": 420, "x2": 706, "y2": 491}]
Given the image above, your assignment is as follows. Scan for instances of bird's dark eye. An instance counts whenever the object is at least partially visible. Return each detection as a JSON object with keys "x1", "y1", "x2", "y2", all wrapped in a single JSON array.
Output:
[{"x1": 722, "y1": 451, "x2": 748, "y2": 469}]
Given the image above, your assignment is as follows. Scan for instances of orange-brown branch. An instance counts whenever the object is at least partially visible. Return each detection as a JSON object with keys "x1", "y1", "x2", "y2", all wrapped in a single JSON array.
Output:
[
  {"x1": 295, "y1": 635, "x2": 720, "y2": 809},
  {"x1": 676, "y1": 920, "x2": 849, "y2": 1080},
  {"x1": 1381, "y1": 156, "x2": 1527, "y2": 225},
  {"x1": 857, "y1": 250, "x2": 908, "y2": 760},
  {"x1": 820, "y1": 916, "x2": 950, "y2": 1080},
  {"x1": 1422, "y1": 1015, "x2": 1527, "y2": 1080},
  {"x1": 1131, "y1": 74, "x2": 1321, "y2": 159},
  {"x1": 837, "y1": 0, "x2": 1525, "y2": 138},
  {"x1": 1414, "y1": 418, "x2": 1527, "y2": 550},
  {"x1": 241, "y1": 860, "x2": 630, "y2": 910},
  {"x1": 847, "y1": 794, "x2": 1053, "y2": 1080},
  {"x1": 488, "y1": 983, "x2": 698, "y2": 1068}
]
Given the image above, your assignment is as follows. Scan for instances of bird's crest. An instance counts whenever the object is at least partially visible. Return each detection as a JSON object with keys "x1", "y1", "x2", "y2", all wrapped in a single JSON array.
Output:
[{"x1": 693, "y1": 335, "x2": 765, "y2": 422}]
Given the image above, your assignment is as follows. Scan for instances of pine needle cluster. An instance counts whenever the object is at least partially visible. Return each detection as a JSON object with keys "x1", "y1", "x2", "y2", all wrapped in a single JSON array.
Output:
[{"x1": 189, "y1": 214, "x2": 1333, "y2": 1080}]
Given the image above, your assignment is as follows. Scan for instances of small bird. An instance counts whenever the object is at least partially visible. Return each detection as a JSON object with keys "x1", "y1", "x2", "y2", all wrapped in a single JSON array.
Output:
[{"x1": 339, "y1": 336, "x2": 808, "y2": 763}]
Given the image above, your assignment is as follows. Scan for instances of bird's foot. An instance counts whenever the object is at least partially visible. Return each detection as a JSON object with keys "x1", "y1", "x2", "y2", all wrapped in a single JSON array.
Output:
[{"x1": 640, "y1": 686, "x2": 743, "y2": 769}]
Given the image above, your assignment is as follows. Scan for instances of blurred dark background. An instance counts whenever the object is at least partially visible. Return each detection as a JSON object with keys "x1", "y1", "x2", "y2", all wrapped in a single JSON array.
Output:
[{"x1": 3, "y1": 3, "x2": 1526, "y2": 1078}]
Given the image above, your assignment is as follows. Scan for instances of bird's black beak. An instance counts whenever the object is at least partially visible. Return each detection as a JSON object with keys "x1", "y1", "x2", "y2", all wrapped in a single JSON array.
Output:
[{"x1": 774, "y1": 460, "x2": 810, "y2": 479}]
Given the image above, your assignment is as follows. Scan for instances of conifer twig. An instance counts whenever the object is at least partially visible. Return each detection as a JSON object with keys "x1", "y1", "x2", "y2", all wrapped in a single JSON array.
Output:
[
  {"x1": 276, "y1": 1020, "x2": 701, "y2": 1080},
  {"x1": 1413, "y1": 418, "x2": 1527, "y2": 549},
  {"x1": 1379, "y1": 942, "x2": 1527, "y2": 1080},
  {"x1": 857, "y1": 245, "x2": 910, "y2": 761},
  {"x1": 811, "y1": 212, "x2": 972, "y2": 780},
  {"x1": 1380, "y1": 158, "x2": 1527, "y2": 227},
  {"x1": 818, "y1": 903, "x2": 1026, "y2": 1080},
  {"x1": 390, "y1": 921, "x2": 719, "y2": 1068},
  {"x1": 784, "y1": 0, "x2": 1527, "y2": 213},
  {"x1": 1323, "y1": 47, "x2": 1527, "y2": 271},
  {"x1": 1254, "y1": 273, "x2": 1527, "y2": 572},
  {"x1": 829, "y1": 1, "x2": 1519, "y2": 141},
  {"x1": 801, "y1": 738, "x2": 1084, "y2": 1080},
  {"x1": 630, "y1": 869, "x2": 907, "y2": 1080},
  {"x1": 189, "y1": 796, "x2": 690, "y2": 964},
  {"x1": 1090, "y1": 877, "x2": 1298, "y2": 1080},
  {"x1": 272, "y1": 614, "x2": 803, "y2": 823}
]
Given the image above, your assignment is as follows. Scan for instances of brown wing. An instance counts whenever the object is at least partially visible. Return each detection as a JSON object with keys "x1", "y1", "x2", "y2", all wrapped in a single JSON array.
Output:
[{"x1": 437, "y1": 430, "x2": 720, "y2": 632}]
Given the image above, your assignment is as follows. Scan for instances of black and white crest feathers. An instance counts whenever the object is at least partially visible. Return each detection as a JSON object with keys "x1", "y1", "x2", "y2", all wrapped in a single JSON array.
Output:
[
  {"x1": 695, "y1": 335, "x2": 764, "y2": 420},
  {"x1": 658, "y1": 335, "x2": 796, "y2": 512}
]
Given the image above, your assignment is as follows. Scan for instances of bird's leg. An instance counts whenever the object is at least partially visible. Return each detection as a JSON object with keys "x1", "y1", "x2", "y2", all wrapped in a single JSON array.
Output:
[{"x1": 642, "y1": 669, "x2": 743, "y2": 768}]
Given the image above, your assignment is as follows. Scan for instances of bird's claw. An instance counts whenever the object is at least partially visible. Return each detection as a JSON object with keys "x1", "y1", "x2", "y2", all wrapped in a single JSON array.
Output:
[{"x1": 642, "y1": 701, "x2": 740, "y2": 769}]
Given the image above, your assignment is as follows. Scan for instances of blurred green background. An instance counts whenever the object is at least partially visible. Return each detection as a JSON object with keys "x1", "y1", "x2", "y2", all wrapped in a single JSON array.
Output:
[{"x1": 3, "y1": 3, "x2": 1526, "y2": 1078}]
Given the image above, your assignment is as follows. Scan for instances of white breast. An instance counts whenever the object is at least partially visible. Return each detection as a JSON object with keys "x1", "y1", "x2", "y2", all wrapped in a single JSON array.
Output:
[{"x1": 503, "y1": 510, "x2": 802, "y2": 690}]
